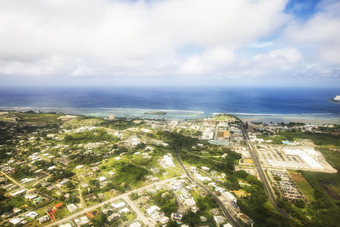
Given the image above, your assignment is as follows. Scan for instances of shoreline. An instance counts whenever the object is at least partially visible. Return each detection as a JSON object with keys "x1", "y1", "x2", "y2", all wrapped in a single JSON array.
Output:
[{"x1": 1, "y1": 106, "x2": 339, "y2": 124}]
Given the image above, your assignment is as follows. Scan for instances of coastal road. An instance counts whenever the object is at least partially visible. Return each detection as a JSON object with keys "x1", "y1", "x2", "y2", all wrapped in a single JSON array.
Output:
[
  {"x1": 176, "y1": 149, "x2": 240, "y2": 227},
  {"x1": 44, "y1": 177, "x2": 178, "y2": 227},
  {"x1": 238, "y1": 123, "x2": 290, "y2": 218}
]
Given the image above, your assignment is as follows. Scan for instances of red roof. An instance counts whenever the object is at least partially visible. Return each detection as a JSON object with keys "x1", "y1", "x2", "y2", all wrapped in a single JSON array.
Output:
[{"x1": 53, "y1": 202, "x2": 64, "y2": 208}]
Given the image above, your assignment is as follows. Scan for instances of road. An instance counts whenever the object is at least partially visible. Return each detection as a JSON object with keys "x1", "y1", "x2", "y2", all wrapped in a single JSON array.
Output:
[
  {"x1": 44, "y1": 177, "x2": 178, "y2": 227},
  {"x1": 176, "y1": 150, "x2": 240, "y2": 227},
  {"x1": 1, "y1": 171, "x2": 25, "y2": 188},
  {"x1": 238, "y1": 123, "x2": 290, "y2": 218},
  {"x1": 121, "y1": 194, "x2": 154, "y2": 226}
]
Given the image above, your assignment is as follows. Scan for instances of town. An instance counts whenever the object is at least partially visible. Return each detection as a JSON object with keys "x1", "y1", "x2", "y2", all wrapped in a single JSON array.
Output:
[{"x1": 0, "y1": 111, "x2": 339, "y2": 226}]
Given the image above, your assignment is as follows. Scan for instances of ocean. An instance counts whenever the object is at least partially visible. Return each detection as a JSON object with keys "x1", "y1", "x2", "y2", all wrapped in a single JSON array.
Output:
[{"x1": 0, "y1": 86, "x2": 339, "y2": 123}]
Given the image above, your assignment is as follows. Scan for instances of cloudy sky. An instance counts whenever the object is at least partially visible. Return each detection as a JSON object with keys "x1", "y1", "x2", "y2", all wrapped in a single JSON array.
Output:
[{"x1": 0, "y1": 0, "x2": 340, "y2": 87}]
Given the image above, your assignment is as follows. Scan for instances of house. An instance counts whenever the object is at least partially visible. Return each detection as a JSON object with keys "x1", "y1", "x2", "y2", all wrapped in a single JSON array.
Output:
[
  {"x1": 25, "y1": 211, "x2": 39, "y2": 219},
  {"x1": 86, "y1": 212, "x2": 94, "y2": 219},
  {"x1": 33, "y1": 196, "x2": 44, "y2": 205},
  {"x1": 67, "y1": 204, "x2": 78, "y2": 213},
  {"x1": 111, "y1": 201, "x2": 125, "y2": 209},
  {"x1": 146, "y1": 205, "x2": 161, "y2": 215},
  {"x1": 201, "y1": 166, "x2": 210, "y2": 171},
  {"x1": 37, "y1": 215, "x2": 50, "y2": 223},
  {"x1": 1, "y1": 212, "x2": 13, "y2": 219},
  {"x1": 60, "y1": 223, "x2": 73, "y2": 227},
  {"x1": 108, "y1": 213, "x2": 120, "y2": 222},
  {"x1": 47, "y1": 165, "x2": 56, "y2": 171},
  {"x1": 59, "y1": 178, "x2": 71, "y2": 185},
  {"x1": 159, "y1": 216, "x2": 169, "y2": 224},
  {"x1": 53, "y1": 202, "x2": 64, "y2": 211},
  {"x1": 171, "y1": 213, "x2": 183, "y2": 221},
  {"x1": 214, "y1": 216, "x2": 225, "y2": 225},
  {"x1": 13, "y1": 208, "x2": 21, "y2": 215},
  {"x1": 99, "y1": 176, "x2": 107, "y2": 182},
  {"x1": 184, "y1": 198, "x2": 196, "y2": 207},
  {"x1": 102, "y1": 208, "x2": 113, "y2": 215},
  {"x1": 130, "y1": 222, "x2": 142, "y2": 227},
  {"x1": 74, "y1": 216, "x2": 90, "y2": 226},
  {"x1": 119, "y1": 207, "x2": 130, "y2": 213},
  {"x1": 8, "y1": 218, "x2": 24, "y2": 226},
  {"x1": 223, "y1": 224, "x2": 233, "y2": 227},
  {"x1": 81, "y1": 183, "x2": 89, "y2": 188}
]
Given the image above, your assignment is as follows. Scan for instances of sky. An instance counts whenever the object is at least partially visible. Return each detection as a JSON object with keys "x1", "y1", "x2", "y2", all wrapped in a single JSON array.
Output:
[{"x1": 0, "y1": 0, "x2": 340, "y2": 87}]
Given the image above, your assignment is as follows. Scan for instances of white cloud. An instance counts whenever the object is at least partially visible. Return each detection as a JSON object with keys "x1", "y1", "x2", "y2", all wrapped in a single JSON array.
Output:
[
  {"x1": 0, "y1": 0, "x2": 339, "y2": 86},
  {"x1": 284, "y1": 0, "x2": 340, "y2": 64},
  {"x1": 0, "y1": 0, "x2": 288, "y2": 79}
]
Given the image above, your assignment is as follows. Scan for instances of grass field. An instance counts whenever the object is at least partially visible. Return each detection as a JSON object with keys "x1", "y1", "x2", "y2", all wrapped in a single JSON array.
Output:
[
  {"x1": 13, "y1": 112, "x2": 62, "y2": 124},
  {"x1": 289, "y1": 171, "x2": 315, "y2": 202},
  {"x1": 317, "y1": 146, "x2": 340, "y2": 171}
]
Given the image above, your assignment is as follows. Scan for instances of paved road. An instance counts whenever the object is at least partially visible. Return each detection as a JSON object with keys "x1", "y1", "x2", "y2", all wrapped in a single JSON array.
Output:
[
  {"x1": 1, "y1": 171, "x2": 25, "y2": 188},
  {"x1": 122, "y1": 194, "x2": 154, "y2": 226},
  {"x1": 44, "y1": 177, "x2": 178, "y2": 227},
  {"x1": 238, "y1": 123, "x2": 290, "y2": 218},
  {"x1": 176, "y1": 150, "x2": 240, "y2": 227}
]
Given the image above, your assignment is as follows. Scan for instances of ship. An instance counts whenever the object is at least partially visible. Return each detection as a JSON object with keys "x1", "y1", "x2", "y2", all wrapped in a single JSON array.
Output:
[{"x1": 329, "y1": 95, "x2": 340, "y2": 104}]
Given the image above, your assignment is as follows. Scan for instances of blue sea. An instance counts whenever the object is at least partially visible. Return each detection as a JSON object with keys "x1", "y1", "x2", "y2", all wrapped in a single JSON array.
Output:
[{"x1": 0, "y1": 86, "x2": 339, "y2": 123}]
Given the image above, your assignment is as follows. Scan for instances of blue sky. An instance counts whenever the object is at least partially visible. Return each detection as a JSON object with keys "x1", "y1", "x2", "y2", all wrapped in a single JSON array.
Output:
[{"x1": 0, "y1": 0, "x2": 339, "y2": 87}]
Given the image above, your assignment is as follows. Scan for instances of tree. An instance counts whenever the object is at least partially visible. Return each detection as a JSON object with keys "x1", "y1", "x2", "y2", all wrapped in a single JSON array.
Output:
[
  {"x1": 274, "y1": 176, "x2": 281, "y2": 181},
  {"x1": 236, "y1": 170, "x2": 248, "y2": 179},
  {"x1": 294, "y1": 199, "x2": 305, "y2": 208},
  {"x1": 66, "y1": 182, "x2": 75, "y2": 189}
]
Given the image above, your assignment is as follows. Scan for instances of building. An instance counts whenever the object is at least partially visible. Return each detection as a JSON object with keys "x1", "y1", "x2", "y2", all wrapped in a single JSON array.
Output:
[
  {"x1": 8, "y1": 218, "x2": 25, "y2": 226},
  {"x1": 53, "y1": 202, "x2": 64, "y2": 211},
  {"x1": 67, "y1": 204, "x2": 78, "y2": 213},
  {"x1": 37, "y1": 215, "x2": 50, "y2": 223},
  {"x1": 74, "y1": 216, "x2": 90, "y2": 226},
  {"x1": 171, "y1": 213, "x2": 183, "y2": 221},
  {"x1": 130, "y1": 222, "x2": 142, "y2": 227},
  {"x1": 111, "y1": 201, "x2": 126, "y2": 209},
  {"x1": 25, "y1": 211, "x2": 38, "y2": 219},
  {"x1": 218, "y1": 130, "x2": 230, "y2": 139},
  {"x1": 214, "y1": 216, "x2": 225, "y2": 225},
  {"x1": 108, "y1": 213, "x2": 120, "y2": 222},
  {"x1": 109, "y1": 114, "x2": 115, "y2": 120}
]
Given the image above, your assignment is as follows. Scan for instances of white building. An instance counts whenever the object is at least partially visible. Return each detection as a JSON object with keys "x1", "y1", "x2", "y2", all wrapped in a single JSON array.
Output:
[
  {"x1": 163, "y1": 154, "x2": 175, "y2": 167},
  {"x1": 111, "y1": 201, "x2": 126, "y2": 209}
]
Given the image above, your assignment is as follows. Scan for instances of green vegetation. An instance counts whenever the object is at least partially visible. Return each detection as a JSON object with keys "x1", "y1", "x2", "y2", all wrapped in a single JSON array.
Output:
[
  {"x1": 100, "y1": 119, "x2": 141, "y2": 130},
  {"x1": 149, "y1": 189, "x2": 178, "y2": 216},
  {"x1": 156, "y1": 130, "x2": 198, "y2": 149},
  {"x1": 64, "y1": 129, "x2": 119, "y2": 145},
  {"x1": 12, "y1": 165, "x2": 35, "y2": 180},
  {"x1": 289, "y1": 171, "x2": 315, "y2": 202},
  {"x1": 274, "y1": 176, "x2": 281, "y2": 181},
  {"x1": 180, "y1": 148, "x2": 241, "y2": 175},
  {"x1": 179, "y1": 195, "x2": 218, "y2": 227},
  {"x1": 278, "y1": 131, "x2": 340, "y2": 146},
  {"x1": 14, "y1": 112, "x2": 62, "y2": 124},
  {"x1": 238, "y1": 181, "x2": 296, "y2": 226},
  {"x1": 316, "y1": 146, "x2": 340, "y2": 171}
]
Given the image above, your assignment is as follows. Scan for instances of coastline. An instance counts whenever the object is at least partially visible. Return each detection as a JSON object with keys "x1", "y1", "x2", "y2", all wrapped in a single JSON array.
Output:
[{"x1": 1, "y1": 106, "x2": 340, "y2": 124}]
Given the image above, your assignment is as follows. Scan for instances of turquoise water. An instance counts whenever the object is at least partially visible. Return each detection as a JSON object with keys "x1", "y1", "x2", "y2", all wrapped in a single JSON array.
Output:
[{"x1": 0, "y1": 86, "x2": 339, "y2": 123}]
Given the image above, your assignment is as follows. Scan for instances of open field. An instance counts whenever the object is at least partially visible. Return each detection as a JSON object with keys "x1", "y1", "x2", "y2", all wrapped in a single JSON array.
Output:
[{"x1": 289, "y1": 171, "x2": 315, "y2": 202}]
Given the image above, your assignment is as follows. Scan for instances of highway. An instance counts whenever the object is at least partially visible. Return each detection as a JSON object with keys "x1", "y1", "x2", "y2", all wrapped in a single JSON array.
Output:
[
  {"x1": 175, "y1": 150, "x2": 240, "y2": 227},
  {"x1": 238, "y1": 123, "x2": 290, "y2": 218}
]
